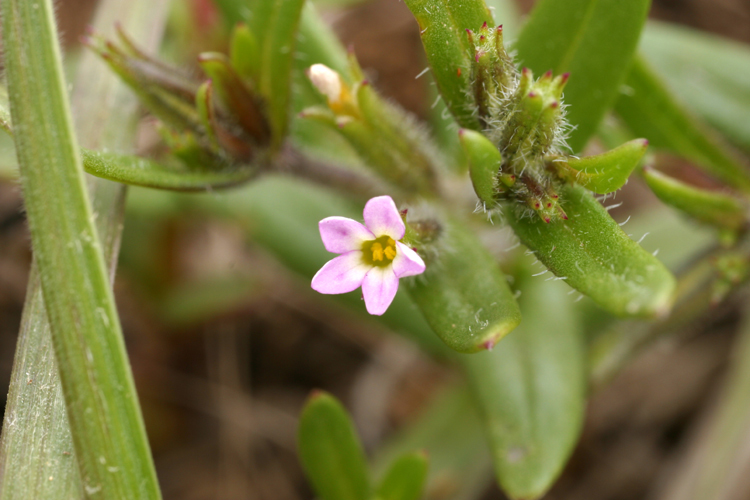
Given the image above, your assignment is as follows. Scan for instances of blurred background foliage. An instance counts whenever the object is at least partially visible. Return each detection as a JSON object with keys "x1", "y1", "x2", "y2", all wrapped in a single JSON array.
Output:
[{"x1": 1, "y1": 0, "x2": 750, "y2": 498}]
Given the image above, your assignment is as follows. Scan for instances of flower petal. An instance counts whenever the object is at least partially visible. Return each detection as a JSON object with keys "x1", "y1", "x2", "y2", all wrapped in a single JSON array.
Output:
[
  {"x1": 361, "y1": 266, "x2": 399, "y2": 316},
  {"x1": 392, "y1": 242, "x2": 426, "y2": 278},
  {"x1": 311, "y1": 251, "x2": 370, "y2": 294},
  {"x1": 319, "y1": 217, "x2": 374, "y2": 254},
  {"x1": 363, "y1": 196, "x2": 405, "y2": 239}
]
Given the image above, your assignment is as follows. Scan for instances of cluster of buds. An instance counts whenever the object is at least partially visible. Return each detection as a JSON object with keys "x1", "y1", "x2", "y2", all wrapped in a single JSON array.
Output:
[
  {"x1": 84, "y1": 24, "x2": 272, "y2": 169},
  {"x1": 300, "y1": 53, "x2": 440, "y2": 196},
  {"x1": 460, "y1": 22, "x2": 641, "y2": 223}
]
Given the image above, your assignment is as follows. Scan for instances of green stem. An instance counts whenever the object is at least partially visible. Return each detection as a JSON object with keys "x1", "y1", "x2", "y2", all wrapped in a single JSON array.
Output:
[{"x1": 0, "y1": 0, "x2": 167, "y2": 498}]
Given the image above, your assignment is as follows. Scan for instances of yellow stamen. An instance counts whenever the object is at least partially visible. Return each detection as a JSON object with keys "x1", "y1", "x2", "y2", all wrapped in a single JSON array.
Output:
[
  {"x1": 361, "y1": 235, "x2": 399, "y2": 267},
  {"x1": 371, "y1": 242, "x2": 384, "y2": 261},
  {"x1": 384, "y1": 245, "x2": 396, "y2": 260}
]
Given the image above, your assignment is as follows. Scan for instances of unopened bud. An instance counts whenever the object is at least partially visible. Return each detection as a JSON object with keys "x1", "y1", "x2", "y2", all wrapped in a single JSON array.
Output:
[{"x1": 308, "y1": 64, "x2": 342, "y2": 104}]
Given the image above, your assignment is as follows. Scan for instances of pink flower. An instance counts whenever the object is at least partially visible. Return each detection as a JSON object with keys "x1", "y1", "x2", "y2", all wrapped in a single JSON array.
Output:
[{"x1": 311, "y1": 196, "x2": 426, "y2": 315}]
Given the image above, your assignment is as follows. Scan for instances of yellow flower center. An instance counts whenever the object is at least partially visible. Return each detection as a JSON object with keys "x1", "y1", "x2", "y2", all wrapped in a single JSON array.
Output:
[{"x1": 361, "y1": 235, "x2": 397, "y2": 267}]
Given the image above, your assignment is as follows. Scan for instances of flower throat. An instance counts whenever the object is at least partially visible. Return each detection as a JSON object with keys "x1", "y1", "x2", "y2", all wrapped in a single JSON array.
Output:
[{"x1": 361, "y1": 235, "x2": 397, "y2": 267}]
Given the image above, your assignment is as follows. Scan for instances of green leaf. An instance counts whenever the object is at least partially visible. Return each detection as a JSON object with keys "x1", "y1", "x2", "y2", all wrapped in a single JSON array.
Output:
[
  {"x1": 407, "y1": 218, "x2": 522, "y2": 353},
  {"x1": 642, "y1": 167, "x2": 746, "y2": 231},
  {"x1": 82, "y1": 149, "x2": 255, "y2": 191},
  {"x1": 298, "y1": 392, "x2": 371, "y2": 500},
  {"x1": 640, "y1": 21, "x2": 750, "y2": 153},
  {"x1": 0, "y1": 0, "x2": 161, "y2": 497},
  {"x1": 0, "y1": 120, "x2": 251, "y2": 192},
  {"x1": 615, "y1": 57, "x2": 750, "y2": 192},
  {"x1": 376, "y1": 452, "x2": 429, "y2": 500},
  {"x1": 248, "y1": 0, "x2": 306, "y2": 147},
  {"x1": 403, "y1": 0, "x2": 493, "y2": 130},
  {"x1": 230, "y1": 23, "x2": 260, "y2": 82},
  {"x1": 515, "y1": 0, "x2": 650, "y2": 152},
  {"x1": 459, "y1": 128, "x2": 502, "y2": 206},
  {"x1": 507, "y1": 183, "x2": 676, "y2": 317},
  {"x1": 461, "y1": 267, "x2": 585, "y2": 500},
  {"x1": 550, "y1": 139, "x2": 648, "y2": 194},
  {"x1": 0, "y1": 269, "x2": 83, "y2": 500}
]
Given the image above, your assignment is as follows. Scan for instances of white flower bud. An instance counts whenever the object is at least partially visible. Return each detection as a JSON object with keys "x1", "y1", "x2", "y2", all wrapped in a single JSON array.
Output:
[{"x1": 308, "y1": 64, "x2": 342, "y2": 103}]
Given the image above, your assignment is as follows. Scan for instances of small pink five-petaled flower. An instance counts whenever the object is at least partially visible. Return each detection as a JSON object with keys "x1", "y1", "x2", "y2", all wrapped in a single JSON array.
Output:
[{"x1": 311, "y1": 196, "x2": 426, "y2": 315}]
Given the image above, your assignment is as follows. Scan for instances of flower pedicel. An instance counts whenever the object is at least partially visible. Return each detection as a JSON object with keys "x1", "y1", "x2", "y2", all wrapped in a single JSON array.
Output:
[{"x1": 311, "y1": 196, "x2": 425, "y2": 315}]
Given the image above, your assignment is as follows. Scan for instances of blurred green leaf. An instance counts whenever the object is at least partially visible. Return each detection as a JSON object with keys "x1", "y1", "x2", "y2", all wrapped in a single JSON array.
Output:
[
  {"x1": 615, "y1": 57, "x2": 750, "y2": 192},
  {"x1": 642, "y1": 167, "x2": 746, "y2": 232},
  {"x1": 372, "y1": 387, "x2": 493, "y2": 500},
  {"x1": 230, "y1": 23, "x2": 260, "y2": 82},
  {"x1": 641, "y1": 21, "x2": 750, "y2": 153},
  {"x1": 507, "y1": 183, "x2": 676, "y2": 317},
  {"x1": 404, "y1": 0, "x2": 493, "y2": 130},
  {"x1": 247, "y1": 0, "x2": 306, "y2": 147},
  {"x1": 212, "y1": 0, "x2": 249, "y2": 25},
  {"x1": 298, "y1": 392, "x2": 371, "y2": 500},
  {"x1": 550, "y1": 138, "x2": 648, "y2": 194},
  {"x1": 407, "y1": 219, "x2": 522, "y2": 353},
  {"x1": 515, "y1": 0, "x2": 650, "y2": 153},
  {"x1": 462, "y1": 267, "x2": 585, "y2": 500},
  {"x1": 376, "y1": 452, "x2": 429, "y2": 500},
  {"x1": 485, "y1": 0, "x2": 521, "y2": 40}
]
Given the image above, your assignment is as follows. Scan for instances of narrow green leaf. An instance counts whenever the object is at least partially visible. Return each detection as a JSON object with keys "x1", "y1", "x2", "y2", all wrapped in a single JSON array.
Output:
[
  {"x1": 376, "y1": 452, "x2": 429, "y2": 500},
  {"x1": 407, "y1": 218, "x2": 522, "y2": 353},
  {"x1": 248, "y1": 0, "x2": 306, "y2": 147},
  {"x1": 0, "y1": 120, "x2": 249, "y2": 192},
  {"x1": 298, "y1": 392, "x2": 371, "y2": 500},
  {"x1": 615, "y1": 57, "x2": 750, "y2": 192},
  {"x1": 82, "y1": 149, "x2": 255, "y2": 191},
  {"x1": 403, "y1": 0, "x2": 493, "y2": 130},
  {"x1": 0, "y1": 0, "x2": 161, "y2": 497},
  {"x1": 462, "y1": 268, "x2": 585, "y2": 500},
  {"x1": 0, "y1": 269, "x2": 82, "y2": 500},
  {"x1": 0, "y1": 86, "x2": 10, "y2": 134},
  {"x1": 507, "y1": 183, "x2": 676, "y2": 317},
  {"x1": 195, "y1": 80, "x2": 219, "y2": 150},
  {"x1": 459, "y1": 128, "x2": 502, "y2": 206},
  {"x1": 642, "y1": 167, "x2": 746, "y2": 231},
  {"x1": 641, "y1": 21, "x2": 750, "y2": 153},
  {"x1": 550, "y1": 138, "x2": 648, "y2": 194},
  {"x1": 230, "y1": 23, "x2": 260, "y2": 82},
  {"x1": 515, "y1": 0, "x2": 650, "y2": 152}
]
